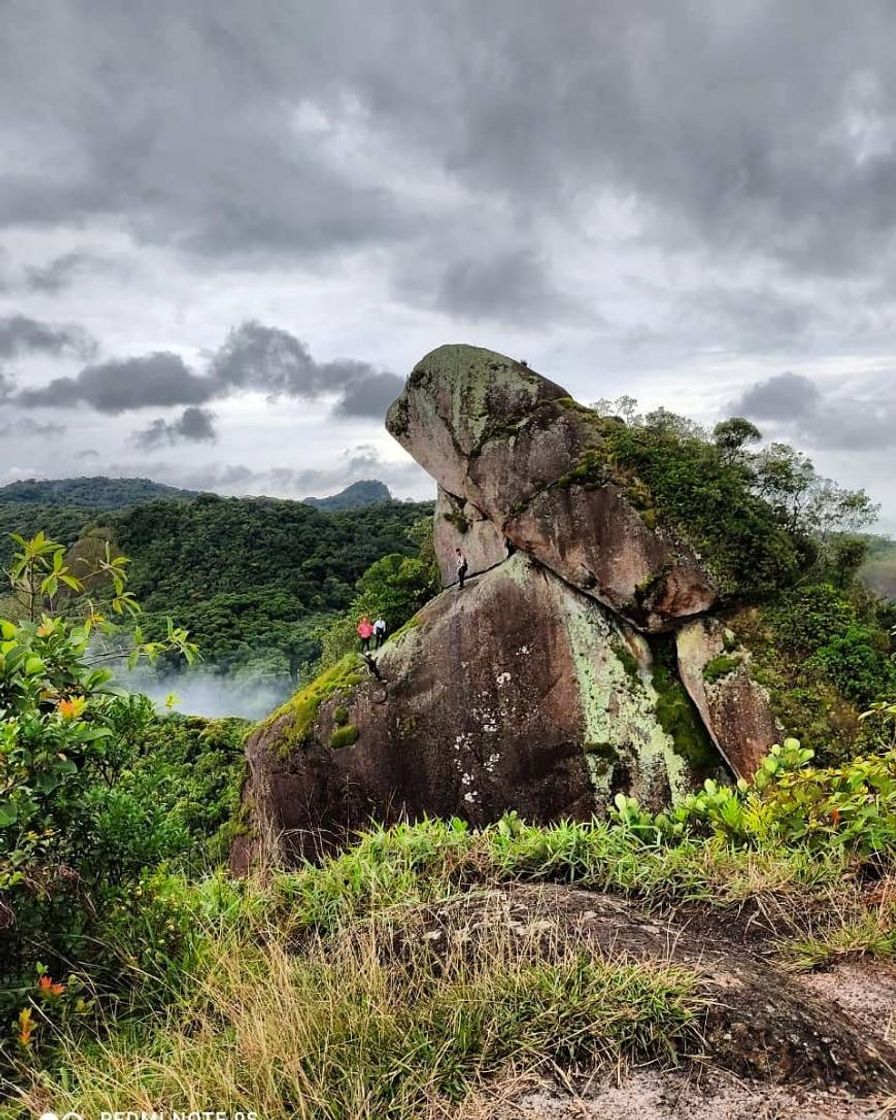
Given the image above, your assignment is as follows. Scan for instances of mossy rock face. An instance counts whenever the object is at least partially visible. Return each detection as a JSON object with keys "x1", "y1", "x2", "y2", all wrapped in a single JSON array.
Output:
[
  {"x1": 237, "y1": 556, "x2": 720, "y2": 869},
  {"x1": 265, "y1": 653, "x2": 367, "y2": 755},
  {"x1": 650, "y1": 638, "x2": 719, "y2": 773},
  {"x1": 610, "y1": 640, "x2": 642, "y2": 687},
  {"x1": 433, "y1": 486, "x2": 506, "y2": 586},
  {"x1": 675, "y1": 619, "x2": 778, "y2": 780},
  {"x1": 386, "y1": 343, "x2": 718, "y2": 632}
]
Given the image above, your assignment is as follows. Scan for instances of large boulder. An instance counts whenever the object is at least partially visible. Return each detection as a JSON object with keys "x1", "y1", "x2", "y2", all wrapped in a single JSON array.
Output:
[
  {"x1": 387, "y1": 343, "x2": 716, "y2": 632},
  {"x1": 233, "y1": 554, "x2": 717, "y2": 868},
  {"x1": 676, "y1": 618, "x2": 779, "y2": 780}
]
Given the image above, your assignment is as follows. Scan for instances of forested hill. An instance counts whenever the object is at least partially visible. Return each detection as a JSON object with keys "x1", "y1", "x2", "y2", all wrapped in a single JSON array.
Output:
[
  {"x1": 0, "y1": 475, "x2": 199, "y2": 508},
  {"x1": 113, "y1": 492, "x2": 430, "y2": 620},
  {"x1": 0, "y1": 491, "x2": 433, "y2": 692},
  {"x1": 304, "y1": 479, "x2": 393, "y2": 510}
]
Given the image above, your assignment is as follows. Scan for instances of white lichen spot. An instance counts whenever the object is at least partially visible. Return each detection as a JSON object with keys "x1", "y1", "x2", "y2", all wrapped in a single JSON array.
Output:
[{"x1": 496, "y1": 671, "x2": 512, "y2": 687}]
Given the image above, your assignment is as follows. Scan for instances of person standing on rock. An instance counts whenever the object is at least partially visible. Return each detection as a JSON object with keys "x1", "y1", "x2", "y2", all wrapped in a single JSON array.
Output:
[
  {"x1": 357, "y1": 616, "x2": 374, "y2": 651},
  {"x1": 455, "y1": 547, "x2": 469, "y2": 590},
  {"x1": 374, "y1": 616, "x2": 387, "y2": 648}
]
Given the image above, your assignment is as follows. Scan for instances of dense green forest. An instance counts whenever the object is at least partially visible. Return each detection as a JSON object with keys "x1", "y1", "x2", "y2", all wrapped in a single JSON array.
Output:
[
  {"x1": 116, "y1": 494, "x2": 432, "y2": 672},
  {"x1": 0, "y1": 489, "x2": 435, "y2": 714},
  {"x1": 0, "y1": 476, "x2": 198, "y2": 508}
]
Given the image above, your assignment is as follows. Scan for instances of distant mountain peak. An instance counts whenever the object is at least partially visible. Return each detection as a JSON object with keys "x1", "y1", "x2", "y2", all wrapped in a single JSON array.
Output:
[{"x1": 303, "y1": 479, "x2": 393, "y2": 511}]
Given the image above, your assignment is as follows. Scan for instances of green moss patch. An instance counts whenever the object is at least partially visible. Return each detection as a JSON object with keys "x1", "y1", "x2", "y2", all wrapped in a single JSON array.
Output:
[
  {"x1": 267, "y1": 653, "x2": 366, "y2": 754},
  {"x1": 442, "y1": 508, "x2": 470, "y2": 534},
  {"x1": 389, "y1": 614, "x2": 423, "y2": 644},
  {"x1": 330, "y1": 724, "x2": 360, "y2": 749},
  {"x1": 555, "y1": 448, "x2": 615, "y2": 490},
  {"x1": 702, "y1": 654, "x2": 742, "y2": 684},
  {"x1": 650, "y1": 639, "x2": 719, "y2": 772},
  {"x1": 610, "y1": 641, "x2": 641, "y2": 686}
]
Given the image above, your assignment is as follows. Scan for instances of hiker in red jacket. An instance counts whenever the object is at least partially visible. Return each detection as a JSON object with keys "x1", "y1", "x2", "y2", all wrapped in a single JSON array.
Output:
[{"x1": 357, "y1": 616, "x2": 374, "y2": 652}]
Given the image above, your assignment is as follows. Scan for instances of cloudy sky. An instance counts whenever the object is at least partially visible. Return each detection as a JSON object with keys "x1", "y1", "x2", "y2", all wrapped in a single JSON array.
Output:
[{"x1": 1, "y1": 1, "x2": 895, "y2": 529}]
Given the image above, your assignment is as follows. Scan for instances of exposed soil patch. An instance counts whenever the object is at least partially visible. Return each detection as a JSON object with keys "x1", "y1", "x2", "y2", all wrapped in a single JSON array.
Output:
[
  {"x1": 392, "y1": 882, "x2": 896, "y2": 1096},
  {"x1": 798, "y1": 960, "x2": 896, "y2": 1049},
  {"x1": 468, "y1": 1068, "x2": 892, "y2": 1119}
]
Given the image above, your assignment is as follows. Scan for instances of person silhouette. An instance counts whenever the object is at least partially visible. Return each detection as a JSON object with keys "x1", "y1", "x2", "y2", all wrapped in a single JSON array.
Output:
[{"x1": 455, "y1": 548, "x2": 468, "y2": 590}]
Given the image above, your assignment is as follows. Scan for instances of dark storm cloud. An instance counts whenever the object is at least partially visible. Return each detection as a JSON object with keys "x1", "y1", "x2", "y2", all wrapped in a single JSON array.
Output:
[
  {"x1": 133, "y1": 406, "x2": 218, "y2": 449},
  {"x1": 7, "y1": 1, "x2": 896, "y2": 296},
  {"x1": 0, "y1": 314, "x2": 96, "y2": 360},
  {"x1": 18, "y1": 321, "x2": 400, "y2": 419},
  {"x1": 18, "y1": 352, "x2": 214, "y2": 413},
  {"x1": 334, "y1": 372, "x2": 404, "y2": 417},
  {"x1": 433, "y1": 248, "x2": 573, "y2": 324},
  {"x1": 737, "y1": 372, "x2": 821, "y2": 419},
  {"x1": 734, "y1": 371, "x2": 896, "y2": 451},
  {"x1": 210, "y1": 322, "x2": 402, "y2": 413},
  {"x1": 210, "y1": 322, "x2": 323, "y2": 394}
]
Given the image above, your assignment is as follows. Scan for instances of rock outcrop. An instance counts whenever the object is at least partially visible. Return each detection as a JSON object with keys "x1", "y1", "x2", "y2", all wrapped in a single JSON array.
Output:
[
  {"x1": 387, "y1": 344, "x2": 717, "y2": 632},
  {"x1": 676, "y1": 618, "x2": 780, "y2": 780},
  {"x1": 234, "y1": 343, "x2": 779, "y2": 870},
  {"x1": 432, "y1": 486, "x2": 507, "y2": 586},
  {"x1": 234, "y1": 553, "x2": 706, "y2": 867}
]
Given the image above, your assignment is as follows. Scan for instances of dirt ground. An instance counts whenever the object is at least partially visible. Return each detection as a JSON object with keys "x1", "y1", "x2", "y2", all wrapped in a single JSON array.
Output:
[
  {"x1": 401, "y1": 883, "x2": 896, "y2": 1117},
  {"x1": 470, "y1": 1067, "x2": 894, "y2": 1119}
]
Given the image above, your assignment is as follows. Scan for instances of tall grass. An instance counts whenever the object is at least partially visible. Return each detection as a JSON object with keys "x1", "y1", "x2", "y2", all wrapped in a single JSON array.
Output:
[
  {"x1": 13, "y1": 911, "x2": 700, "y2": 1120},
  {"x1": 7, "y1": 812, "x2": 894, "y2": 1118}
]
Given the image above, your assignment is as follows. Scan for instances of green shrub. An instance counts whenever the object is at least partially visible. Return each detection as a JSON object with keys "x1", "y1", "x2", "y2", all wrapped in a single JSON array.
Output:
[
  {"x1": 657, "y1": 738, "x2": 896, "y2": 857},
  {"x1": 598, "y1": 420, "x2": 801, "y2": 596},
  {"x1": 0, "y1": 534, "x2": 200, "y2": 1029}
]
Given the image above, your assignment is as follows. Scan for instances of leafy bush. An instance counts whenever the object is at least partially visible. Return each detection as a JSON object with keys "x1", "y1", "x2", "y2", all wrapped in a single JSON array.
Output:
[
  {"x1": 0, "y1": 534, "x2": 199, "y2": 1027},
  {"x1": 657, "y1": 738, "x2": 896, "y2": 857},
  {"x1": 597, "y1": 418, "x2": 801, "y2": 596},
  {"x1": 732, "y1": 583, "x2": 896, "y2": 760},
  {"x1": 316, "y1": 517, "x2": 439, "y2": 669}
]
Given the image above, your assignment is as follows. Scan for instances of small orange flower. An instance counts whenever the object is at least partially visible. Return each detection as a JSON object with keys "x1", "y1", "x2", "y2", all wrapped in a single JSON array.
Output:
[
  {"x1": 38, "y1": 974, "x2": 65, "y2": 997},
  {"x1": 831, "y1": 807, "x2": 841, "y2": 826},
  {"x1": 17, "y1": 1007, "x2": 35, "y2": 1046},
  {"x1": 57, "y1": 696, "x2": 87, "y2": 721}
]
